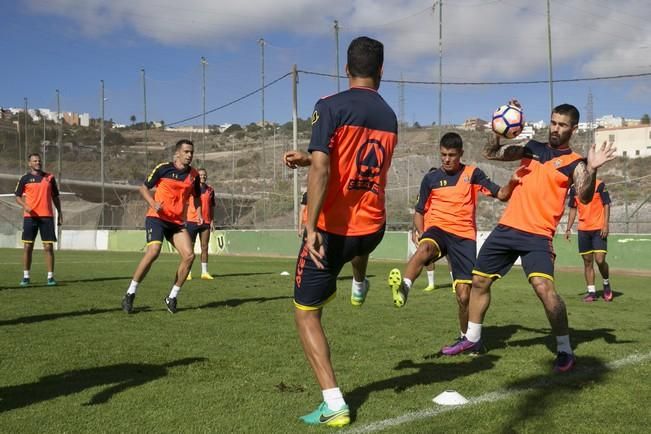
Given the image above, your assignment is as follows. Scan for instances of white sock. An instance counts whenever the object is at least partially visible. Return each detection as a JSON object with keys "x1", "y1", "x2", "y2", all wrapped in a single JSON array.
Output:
[
  {"x1": 449, "y1": 271, "x2": 454, "y2": 281},
  {"x1": 47, "y1": 272, "x2": 54, "y2": 279},
  {"x1": 352, "y1": 278, "x2": 364, "y2": 292},
  {"x1": 460, "y1": 330, "x2": 466, "y2": 338},
  {"x1": 466, "y1": 321, "x2": 482, "y2": 343},
  {"x1": 201, "y1": 262, "x2": 208, "y2": 274},
  {"x1": 403, "y1": 278, "x2": 412, "y2": 290},
  {"x1": 587, "y1": 285, "x2": 596, "y2": 293},
  {"x1": 427, "y1": 270, "x2": 435, "y2": 286},
  {"x1": 127, "y1": 280, "x2": 139, "y2": 295},
  {"x1": 556, "y1": 335, "x2": 573, "y2": 354},
  {"x1": 169, "y1": 285, "x2": 181, "y2": 299},
  {"x1": 603, "y1": 278, "x2": 609, "y2": 285},
  {"x1": 322, "y1": 387, "x2": 346, "y2": 411},
  {"x1": 24, "y1": 270, "x2": 30, "y2": 278}
]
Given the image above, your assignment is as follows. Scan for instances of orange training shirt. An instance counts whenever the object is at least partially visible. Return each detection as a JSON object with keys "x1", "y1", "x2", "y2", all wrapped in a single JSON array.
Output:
[
  {"x1": 568, "y1": 179, "x2": 610, "y2": 231},
  {"x1": 187, "y1": 184, "x2": 216, "y2": 224},
  {"x1": 15, "y1": 171, "x2": 59, "y2": 218},
  {"x1": 415, "y1": 164, "x2": 500, "y2": 240},
  {"x1": 145, "y1": 162, "x2": 201, "y2": 225},
  {"x1": 499, "y1": 140, "x2": 584, "y2": 238},
  {"x1": 307, "y1": 87, "x2": 398, "y2": 236}
]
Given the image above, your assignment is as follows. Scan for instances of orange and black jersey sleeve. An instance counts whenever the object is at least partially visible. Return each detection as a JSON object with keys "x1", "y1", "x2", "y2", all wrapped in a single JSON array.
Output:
[
  {"x1": 568, "y1": 180, "x2": 610, "y2": 231},
  {"x1": 307, "y1": 87, "x2": 398, "y2": 236},
  {"x1": 145, "y1": 162, "x2": 201, "y2": 224},
  {"x1": 415, "y1": 165, "x2": 500, "y2": 240},
  {"x1": 15, "y1": 171, "x2": 59, "y2": 218},
  {"x1": 499, "y1": 140, "x2": 585, "y2": 238}
]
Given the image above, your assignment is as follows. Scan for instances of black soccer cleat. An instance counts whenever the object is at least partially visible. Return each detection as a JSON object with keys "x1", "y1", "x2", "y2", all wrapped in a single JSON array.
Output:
[
  {"x1": 164, "y1": 296, "x2": 178, "y2": 314},
  {"x1": 122, "y1": 293, "x2": 135, "y2": 313}
]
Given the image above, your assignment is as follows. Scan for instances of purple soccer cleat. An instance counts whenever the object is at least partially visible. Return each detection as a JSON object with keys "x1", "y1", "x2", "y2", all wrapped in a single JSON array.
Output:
[
  {"x1": 582, "y1": 292, "x2": 597, "y2": 302},
  {"x1": 553, "y1": 351, "x2": 576, "y2": 373},
  {"x1": 603, "y1": 283, "x2": 613, "y2": 302},
  {"x1": 441, "y1": 336, "x2": 482, "y2": 356}
]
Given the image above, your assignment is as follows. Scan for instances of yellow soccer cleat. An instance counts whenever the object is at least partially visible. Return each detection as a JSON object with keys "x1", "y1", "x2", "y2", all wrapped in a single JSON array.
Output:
[
  {"x1": 186, "y1": 272, "x2": 192, "y2": 281},
  {"x1": 423, "y1": 284, "x2": 435, "y2": 292},
  {"x1": 201, "y1": 273, "x2": 214, "y2": 280},
  {"x1": 388, "y1": 268, "x2": 408, "y2": 308}
]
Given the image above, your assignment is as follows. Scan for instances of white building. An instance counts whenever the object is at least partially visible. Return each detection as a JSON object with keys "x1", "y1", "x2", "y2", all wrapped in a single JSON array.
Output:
[
  {"x1": 596, "y1": 115, "x2": 624, "y2": 129},
  {"x1": 595, "y1": 125, "x2": 651, "y2": 158},
  {"x1": 79, "y1": 113, "x2": 90, "y2": 127}
]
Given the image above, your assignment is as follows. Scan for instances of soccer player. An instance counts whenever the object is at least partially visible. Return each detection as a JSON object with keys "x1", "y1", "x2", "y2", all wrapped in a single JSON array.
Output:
[
  {"x1": 290, "y1": 36, "x2": 397, "y2": 427},
  {"x1": 14, "y1": 153, "x2": 63, "y2": 286},
  {"x1": 388, "y1": 132, "x2": 519, "y2": 353},
  {"x1": 121, "y1": 139, "x2": 202, "y2": 314},
  {"x1": 565, "y1": 178, "x2": 613, "y2": 302},
  {"x1": 444, "y1": 102, "x2": 616, "y2": 374},
  {"x1": 186, "y1": 168, "x2": 216, "y2": 281}
]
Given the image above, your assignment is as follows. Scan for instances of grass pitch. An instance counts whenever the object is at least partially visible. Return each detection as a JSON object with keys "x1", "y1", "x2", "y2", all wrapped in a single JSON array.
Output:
[{"x1": 1, "y1": 249, "x2": 650, "y2": 433}]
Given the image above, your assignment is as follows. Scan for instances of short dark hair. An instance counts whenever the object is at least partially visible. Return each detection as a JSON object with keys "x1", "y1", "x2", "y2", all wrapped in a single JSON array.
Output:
[
  {"x1": 439, "y1": 132, "x2": 463, "y2": 150},
  {"x1": 27, "y1": 152, "x2": 41, "y2": 160},
  {"x1": 175, "y1": 139, "x2": 194, "y2": 151},
  {"x1": 552, "y1": 104, "x2": 580, "y2": 126},
  {"x1": 347, "y1": 36, "x2": 383, "y2": 79}
]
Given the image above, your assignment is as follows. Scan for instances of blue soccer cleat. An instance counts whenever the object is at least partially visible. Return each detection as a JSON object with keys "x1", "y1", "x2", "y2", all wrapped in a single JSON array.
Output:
[{"x1": 298, "y1": 402, "x2": 350, "y2": 427}]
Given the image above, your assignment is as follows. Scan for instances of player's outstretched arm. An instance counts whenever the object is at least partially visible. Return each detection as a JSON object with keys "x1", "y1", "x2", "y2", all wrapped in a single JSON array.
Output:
[
  {"x1": 573, "y1": 141, "x2": 617, "y2": 204},
  {"x1": 565, "y1": 207, "x2": 577, "y2": 241},
  {"x1": 483, "y1": 133, "x2": 526, "y2": 161},
  {"x1": 304, "y1": 151, "x2": 329, "y2": 268}
]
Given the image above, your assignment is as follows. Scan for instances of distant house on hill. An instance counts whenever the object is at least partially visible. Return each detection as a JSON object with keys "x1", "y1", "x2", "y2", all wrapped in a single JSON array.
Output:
[
  {"x1": 595, "y1": 125, "x2": 651, "y2": 158},
  {"x1": 460, "y1": 117, "x2": 489, "y2": 132}
]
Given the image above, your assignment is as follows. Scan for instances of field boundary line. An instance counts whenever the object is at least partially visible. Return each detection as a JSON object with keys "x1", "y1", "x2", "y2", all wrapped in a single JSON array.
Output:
[{"x1": 345, "y1": 351, "x2": 651, "y2": 433}]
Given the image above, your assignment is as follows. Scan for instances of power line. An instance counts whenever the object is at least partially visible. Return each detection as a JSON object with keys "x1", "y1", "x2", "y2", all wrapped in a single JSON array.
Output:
[
  {"x1": 298, "y1": 69, "x2": 651, "y2": 85},
  {"x1": 166, "y1": 72, "x2": 291, "y2": 127}
]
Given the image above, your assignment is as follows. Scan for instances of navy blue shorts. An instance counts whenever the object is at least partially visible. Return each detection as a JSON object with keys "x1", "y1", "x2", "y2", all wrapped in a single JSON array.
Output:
[
  {"x1": 186, "y1": 222, "x2": 210, "y2": 243},
  {"x1": 420, "y1": 226, "x2": 476, "y2": 285},
  {"x1": 22, "y1": 217, "x2": 57, "y2": 243},
  {"x1": 294, "y1": 227, "x2": 385, "y2": 309},
  {"x1": 474, "y1": 225, "x2": 556, "y2": 281},
  {"x1": 578, "y1": 230, "x2": 607, "y2": 255},
  {"x1": 146, "y1": 217, "x2": 185, "y2": 245}
]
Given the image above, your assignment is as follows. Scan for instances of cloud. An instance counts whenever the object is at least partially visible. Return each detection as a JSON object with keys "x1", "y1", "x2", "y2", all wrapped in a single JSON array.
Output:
[{"x1": 26, "y1": 0, "x2": 651, "y2": 80}]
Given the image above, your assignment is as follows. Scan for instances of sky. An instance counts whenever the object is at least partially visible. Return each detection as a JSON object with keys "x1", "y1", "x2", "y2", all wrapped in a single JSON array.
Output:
[{"x1": 2, "y1": 0, "x2": 651, "y2": 128}]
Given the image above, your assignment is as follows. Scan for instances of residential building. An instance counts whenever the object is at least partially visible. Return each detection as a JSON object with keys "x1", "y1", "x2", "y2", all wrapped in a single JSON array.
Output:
[{"x1": 595, "y1": 125, "x2": 651, "y2": 158}]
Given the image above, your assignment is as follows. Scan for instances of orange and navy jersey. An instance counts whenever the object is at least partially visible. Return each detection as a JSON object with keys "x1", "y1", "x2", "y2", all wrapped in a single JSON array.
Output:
[
  {"x1": 15, "y1": 171, "x2": 59, "y2": 218},
  {"x1": 568, "y1": 179, "x2": 610, "y2": 231},
  {"x1": 186, "y1": 184, "x2": 216, "y2": 224},
  {"x1": 308, "y1": 86, "x2": 398, "y2": 236},
  {"x1": 145, "y1": 162, "x2": 200, "y2": 225},
  {"x1": 415, "y1": 164, "x2": 500, "y2": 240},
  {"x1": 500, "y1": 140, "x2": 585, "y2": 238}
]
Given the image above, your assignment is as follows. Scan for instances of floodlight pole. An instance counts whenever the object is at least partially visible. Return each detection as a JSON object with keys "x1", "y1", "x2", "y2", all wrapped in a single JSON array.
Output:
[
  {"x1": 142, "y1": 68, "x2": 148, "y2": 171},
  {"x1": 201, "y1": 56, "x2": 207, "y2": 165},
  {"x1": 292, "y1": 64, "x2": 299, "y2": 231},
  {"x1": 24, "y1": 97, "x2": 28, "y2": 167},
  {"x1": 437, "y1": 1, "x2": 443, "y2": 144},
  {"x1": 546, "y1": 0, "x2": 554, "y2": 112},
  {"x1": 100, "y1": 80, "x2": 105, "y2": 226},
  {"x1": 56, "y1": 89, "x2": 62, "y2": 181},
  {"x1": 258, "y1": 38, "x2": 266, "y2": 164},
  {"x1": 334, "y1": 20, "x2": 340, "y2": 93}
]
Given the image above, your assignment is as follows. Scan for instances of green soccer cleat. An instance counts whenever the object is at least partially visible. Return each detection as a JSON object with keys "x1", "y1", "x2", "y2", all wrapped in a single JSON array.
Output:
[
  {"x1": 351, "y1": 278, "x2": 370, "y2": 307},
  {"x1": 19, "y1": 277, "x2": 30, "y2": 287},
  {"x1": 298, "y1": 402, "x2": 350, "y2": 427},
  {"x1": 388, "y1": 268, "x2": 408, "y2": 308},
  {"x1": 47, "y1": 278, "x2": 57, "y2": 286},
  {"x1": 423, "y1": 284, "x2": 435, "y2": 292}
]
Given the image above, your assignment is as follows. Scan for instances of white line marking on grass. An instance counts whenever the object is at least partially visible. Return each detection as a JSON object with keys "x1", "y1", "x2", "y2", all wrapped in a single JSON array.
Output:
[{"x1": 345, "y1": 351, "x2": 651, "y2": 434}]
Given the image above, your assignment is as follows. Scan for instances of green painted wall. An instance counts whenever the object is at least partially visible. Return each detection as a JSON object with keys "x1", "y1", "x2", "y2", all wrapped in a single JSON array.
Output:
[{"x1": 105, "y1": 230, "x2": 650, "y2": 271}]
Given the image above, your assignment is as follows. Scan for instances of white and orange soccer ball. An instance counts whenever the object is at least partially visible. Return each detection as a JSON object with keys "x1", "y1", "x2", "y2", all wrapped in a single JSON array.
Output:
[{"x1": 491, "y1": 104, "x2": 524, "y2": 139}]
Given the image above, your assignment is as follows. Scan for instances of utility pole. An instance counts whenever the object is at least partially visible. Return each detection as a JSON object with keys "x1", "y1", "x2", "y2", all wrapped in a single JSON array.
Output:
[
  {"x1": 201, "y1": 56, "x2": 207, "y2": 165},
  {"x1": 546, "y1": 0, "x2": 554, "y2": 113},
  {"x1": 334, "y1": 20, "x2": 340, "y2": 93},
  {"x1": 292, "y1": 64, "x2": 299, "y2": 231},
  {"x1": 42, "y1": 111, "x2": 46, "y2": 166},
  {"x1": 24, "y1": 97, "x2": 28, "y2": 168},
  {"x1": 436, "y1": 0, "x2": 443, "y2": 144},
  {"x1": 142, "y1": 68, "x2": 148, "y2": 170},
  {"x1": 56, "y1": 89, "x2": 62, "y2": 181},
  {"x1": 100, "y1": 80, "x2": 105, "y2": 226},
  {"x1": 586, "y1": 90, "x2": 594, "y2": 148},
  {"x1": 258, "y1": 38, "x2": 266, "y2": 165}
]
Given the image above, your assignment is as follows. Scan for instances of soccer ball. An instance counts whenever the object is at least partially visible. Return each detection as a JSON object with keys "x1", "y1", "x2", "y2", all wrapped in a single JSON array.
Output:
[{"x1": 491, "y1": 104, "x2": 524, "y2": 139}]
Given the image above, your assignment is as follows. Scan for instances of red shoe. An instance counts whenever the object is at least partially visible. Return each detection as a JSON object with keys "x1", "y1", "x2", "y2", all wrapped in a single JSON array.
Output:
[
  {"x1": 582, "y1": 292, "x2": 597, "y2": 302},
  {"x1": 603, "y1": 283, "x2": 613, "y2": 302}
]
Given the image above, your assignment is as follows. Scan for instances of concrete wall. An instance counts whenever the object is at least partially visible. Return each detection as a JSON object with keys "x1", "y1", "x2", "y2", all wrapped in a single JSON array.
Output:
[{"x1": 1, "y1": 229, "x2": 649, "y2": 271}]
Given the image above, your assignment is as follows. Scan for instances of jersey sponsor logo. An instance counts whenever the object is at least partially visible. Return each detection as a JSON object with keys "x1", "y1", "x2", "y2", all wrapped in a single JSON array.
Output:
[
  {"x1": 463, "y1": 175, "x2": 470, "y2": 183},
  {"x1": 554, "y1": 159, "x2": 562, "y2": 168},
  {"x1": 347, "y1": 139, "x2": 386, "y2": 194},
  {"x1": 311, "y1": 110, "x2": 319, "y2": 125}
]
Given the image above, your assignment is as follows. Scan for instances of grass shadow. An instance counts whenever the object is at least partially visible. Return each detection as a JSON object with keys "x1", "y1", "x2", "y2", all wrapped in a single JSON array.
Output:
[
  {"x1": 0, "y1": 357, "x2": 207, "y2": 412},
  {"x1": 188, "y1": 295, "x2": 293, "y2": 311},
  {"x1": 346, "y1": 354, "x2": 500, "y2": 421},
  {"x1": 0, "y1": 307, "x2": 125, "y2": 327}
]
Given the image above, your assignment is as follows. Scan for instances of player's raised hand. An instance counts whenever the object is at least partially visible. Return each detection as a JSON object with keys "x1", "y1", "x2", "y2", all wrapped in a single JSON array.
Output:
[
  {"x1": 153, "y1": 201, "x2": 163, "y2": 212},
  {"x1": 508, "y1": 98, "x2": 522, "y2": 109},
  {"x1": 587, "y1": 141, "x2": 617, "y2": 171},
  {"x1": 305, "y1": 229, "x2": 325, "y2": 269},
  {"x1": 283, "y1": 150, "x2": 311, "y2": 168}
]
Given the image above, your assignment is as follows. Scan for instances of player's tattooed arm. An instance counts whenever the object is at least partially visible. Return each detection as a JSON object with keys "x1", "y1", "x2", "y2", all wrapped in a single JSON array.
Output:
[
  {"x1": 483, "y1": 134, "x2": 526, "y2": 161},
  {"x1": 572, "y1": 141, "x2": 617, "y2": 204}
]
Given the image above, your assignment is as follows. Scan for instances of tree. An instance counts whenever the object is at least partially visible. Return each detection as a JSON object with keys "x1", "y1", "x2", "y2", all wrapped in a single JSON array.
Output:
[
  {"x1": 413, "y1": 121, "x2": 421, "y2": 129},
  {"x1": 641, "y1": 114, "x2": 650, "y2": 125},
  {"x1": 129, "y1": 115, "x2": 136, "y2": 125},
  {"x1": 224, "y1": 124, "x2": 243, "y2": 135}
]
